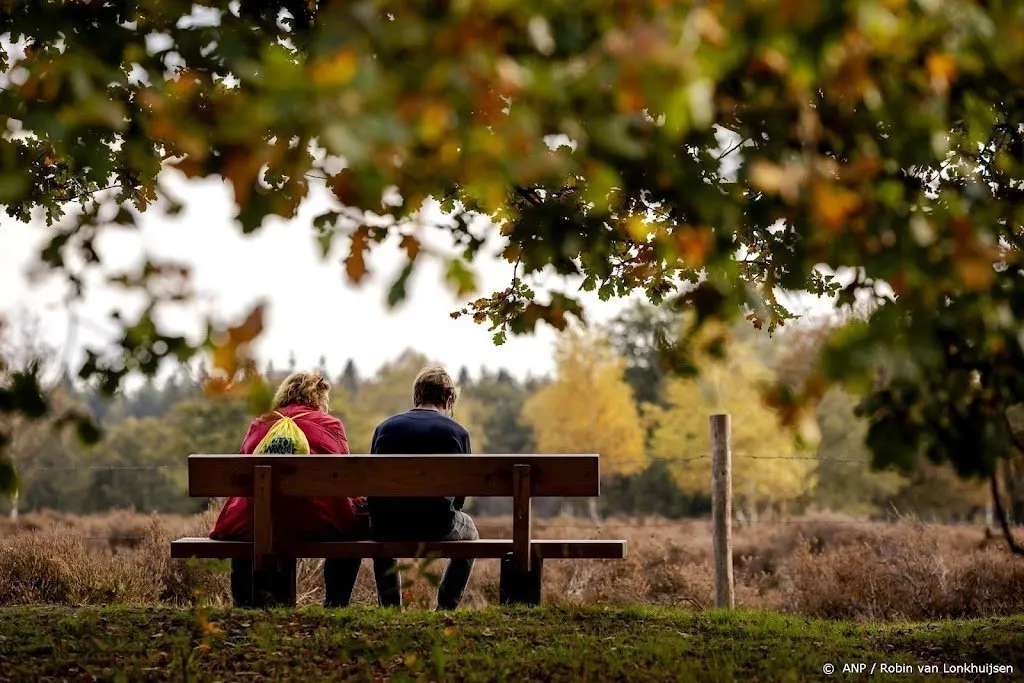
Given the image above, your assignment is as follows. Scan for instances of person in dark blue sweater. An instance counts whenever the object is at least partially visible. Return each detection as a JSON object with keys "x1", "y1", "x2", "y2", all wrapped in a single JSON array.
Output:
[{"x1": 369, "y1": 365, "x2": 478, "y2": 609}]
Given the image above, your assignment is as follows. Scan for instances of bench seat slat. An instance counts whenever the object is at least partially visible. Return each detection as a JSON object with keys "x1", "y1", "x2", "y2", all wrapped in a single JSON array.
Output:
[{"x1": 170, "y1": 538, "x2": 626, "y2": 560}]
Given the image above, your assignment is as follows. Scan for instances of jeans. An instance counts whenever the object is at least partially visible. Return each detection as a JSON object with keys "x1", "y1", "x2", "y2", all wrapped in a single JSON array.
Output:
[
  {"x1": 230, "y1": 558, "x2": 362, "y2": 608},
  {"x1": 372, "y1": 511, "x2": 479, "y2": 610}
]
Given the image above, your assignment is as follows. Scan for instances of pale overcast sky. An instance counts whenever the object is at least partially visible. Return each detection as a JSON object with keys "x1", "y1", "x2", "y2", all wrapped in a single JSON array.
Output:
[
  {"x1": 0, "y1": 170, "x2": 651, "y2": 383},
  {"x1": 1, "y1": 158, "x2": 841, "y2": 388},
  {"x1": 0, "y1": 17, "x2": 859, "y2": 391}
]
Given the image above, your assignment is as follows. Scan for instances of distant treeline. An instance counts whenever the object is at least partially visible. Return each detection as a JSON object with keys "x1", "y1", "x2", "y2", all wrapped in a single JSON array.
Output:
[{"x1": 0, "y1": 302, "x2": 1001, "y2": 522}]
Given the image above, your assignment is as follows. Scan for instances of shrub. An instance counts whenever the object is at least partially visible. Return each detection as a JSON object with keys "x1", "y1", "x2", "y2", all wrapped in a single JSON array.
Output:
[{"x1": 3, "y1": 509, "x2": 1024, "y2": 620}]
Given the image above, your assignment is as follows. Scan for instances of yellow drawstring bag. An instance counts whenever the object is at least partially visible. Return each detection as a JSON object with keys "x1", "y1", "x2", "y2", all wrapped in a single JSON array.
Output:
[{"x1": 253, "y1": 411, "x2": 311, "y2": 454}]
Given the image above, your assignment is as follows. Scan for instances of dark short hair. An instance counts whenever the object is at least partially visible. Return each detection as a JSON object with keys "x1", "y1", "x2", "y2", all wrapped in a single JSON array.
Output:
[{"x1": 413, "y1": 366, "x2": 457, "y2": 407}]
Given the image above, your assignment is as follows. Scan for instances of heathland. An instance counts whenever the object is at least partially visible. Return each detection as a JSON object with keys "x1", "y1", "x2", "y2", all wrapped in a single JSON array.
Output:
[{"x1": 2, "y1": 509, "x2": 1022, "y2": 621}]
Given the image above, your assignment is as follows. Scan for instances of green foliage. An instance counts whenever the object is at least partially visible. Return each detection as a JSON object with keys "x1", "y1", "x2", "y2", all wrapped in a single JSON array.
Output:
[
  {"x1": 461, "y1": 370, "x2": 536, "y2": 455},
  {"x1": 647, "y1": 321, "x2": 819, "y2": 514},
  {"x1": 0, "y1": 455, "x2": 16, "y2": 498},
  {"x1": 600, "y1": 460, "x2": 710, "y2": 519},
  {"x1": 0, "y1": 332, "x2": 1002, "y2": 519},
  {"x1": 6, "y1": 1, "x2": 1024, "y2": 482},
  {"x1": 336, "y1": 349, "x2": 490, "y2": 452},
  {"x1": 1, "y1": 606, "x2": 1022, "y2": 681},
  {"x1": 809, "y1": 389, "x2": 906, "y2": 517},
  {"x1": 521, "y1": 328, "x2": 647, "y2": 477},
  {"x1": 0, "y1": 364, "x2": 48, "y2": 419},
  {"x1": 605, "y1": 300, "x2": 675, "y2": 406},
  {"x1": 3, "y1": 385, "x2": 249, "y2": 515},
  {"x1": 73, "y1": 394, "x2": 249, "y2": 514},
  {"x1": 884, "y1": 462, "x2": 990, "y2": 521},
  {"x1": 0, "y1": 345, "x2": 102, "y2": 499}
]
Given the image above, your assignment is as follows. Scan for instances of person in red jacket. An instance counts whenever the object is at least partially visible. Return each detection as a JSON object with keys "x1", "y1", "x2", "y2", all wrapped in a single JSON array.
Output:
[{"x1": 209, "y1": 371, "x2": 368, "y2": 607}]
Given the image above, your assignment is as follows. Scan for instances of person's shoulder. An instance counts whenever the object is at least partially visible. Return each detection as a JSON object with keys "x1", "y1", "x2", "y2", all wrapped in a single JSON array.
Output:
[
  {"x1": 377, "y1": 411, "x2": 406, "y2": 427},
  {"x1": 278, "y1": 404, "x2": 334, "y2": 422},
  {"x1": 240, "y1": 416, "x2": 265, "y2": 443},
  {"x1": 375, "y1": 411, "x2": 411, "y2": 430},
  {"x1": 308, "y1": 410, "x2": 342, "y2": 426},
  {"x1": 437, "y1": 414, "x2": 469, "y2": 438}
]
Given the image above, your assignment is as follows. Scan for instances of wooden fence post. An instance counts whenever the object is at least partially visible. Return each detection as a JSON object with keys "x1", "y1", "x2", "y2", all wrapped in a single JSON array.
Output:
[{"x1": 710, "y1": 413, "x2": 734, "y2": 609}]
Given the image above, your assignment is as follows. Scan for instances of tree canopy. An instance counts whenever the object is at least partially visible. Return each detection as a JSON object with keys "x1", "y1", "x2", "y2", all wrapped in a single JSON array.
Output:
[
  {"x1": 646, "y1": 320, "x2": 817, "y2": 516},
  {"x1": 521, "y1": 328, "x2": 646, "y2": 478},
  {"x1": 0, "y1": 317, "x2": 1009, "y2": 522},
  {"x1": 4, "y1": 1, "x2": 1024, "y2": 494}
]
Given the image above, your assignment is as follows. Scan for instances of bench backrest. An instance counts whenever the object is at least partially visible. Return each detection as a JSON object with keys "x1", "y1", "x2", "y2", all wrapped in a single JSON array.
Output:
[
  {"x1": 188, "y1": 454, "x2": 600, "y2": 572},
  {"x1": 188, "y1": 454, "x2": 600, "y2": 497}
]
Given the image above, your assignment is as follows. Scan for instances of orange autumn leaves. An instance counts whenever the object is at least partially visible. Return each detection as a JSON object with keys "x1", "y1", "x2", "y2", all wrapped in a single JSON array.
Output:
[
  {"x1": 750, "y1": 153, "x2": 998, "y2": 294},
  {"x1": 749, "y1": 157, "x2": 871, "y2": 233},
  {"x1": 205, "y1": 304, "x2": 270, "y2": 410},
  {"x1": 521, "y1": 329, "x2": 647, "y2": 479},
  {"x1": 925, "y1": 52, "x2": 958, "y2": 96},
  {"x1": 7, "y1": 0, "x2": 1021, "y2": 461}
]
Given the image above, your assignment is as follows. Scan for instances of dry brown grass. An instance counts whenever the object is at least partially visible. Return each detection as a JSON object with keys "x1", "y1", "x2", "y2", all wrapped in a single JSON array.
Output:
[{"x1": 2, "y1": 508, "x2": 1023, "y2": 620}]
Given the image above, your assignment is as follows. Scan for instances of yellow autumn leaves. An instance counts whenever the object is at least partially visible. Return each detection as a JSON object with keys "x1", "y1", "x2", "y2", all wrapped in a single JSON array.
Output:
[
  {"x1": 644, "y1": 323, "x2": 817, "y2": 515},
  {"x1": 522, "y1": 330, "x2": 647, "y2": 478},
  {"x1": 521, "y1": 324, "x2": 818, "y2": 512}
]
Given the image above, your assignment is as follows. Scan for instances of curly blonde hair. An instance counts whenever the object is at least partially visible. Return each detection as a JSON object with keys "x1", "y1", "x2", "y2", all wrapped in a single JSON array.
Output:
[{"x1": 271, "y1": 371, "x2": 331, "y2": 412}]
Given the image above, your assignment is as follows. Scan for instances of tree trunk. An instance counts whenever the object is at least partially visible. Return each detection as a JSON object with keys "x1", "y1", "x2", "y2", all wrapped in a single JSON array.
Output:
[
  {"x1": 991, "y1": 471, "x2": 1024, "y2": 556},
  {"x1": 587, "y1": 497, "x2": 600, "y2": 524},
  {"x1": 746, "y1": 481, "x2": 758, "y2": 524},
  {"x1": 1003, "y1": 457, "x2": 1024, "y2": 524},
  {"x1": 8, "y1": 491, "x2": 18, "y2": 521}
]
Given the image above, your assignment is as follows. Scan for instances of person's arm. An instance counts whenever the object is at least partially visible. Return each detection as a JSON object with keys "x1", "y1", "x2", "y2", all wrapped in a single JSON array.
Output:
[
  {"x1": 306, "y1": 414, "x2": 347, "y2": 455},
  {"x1": 369, "y1": 425, "x2": 381, "y2": 454},
  {"x1": 238, "y1": 418, "x2": 262, "y2": 454},
  {"x1": 453, "y1": 431, "x2": 472, "y2": 511},
  {"x1": 333, "y1": 419, "x2": 350, "y2": 455}
]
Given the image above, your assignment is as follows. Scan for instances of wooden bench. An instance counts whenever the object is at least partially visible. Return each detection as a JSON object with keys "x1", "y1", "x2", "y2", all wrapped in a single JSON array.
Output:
[{"x1": 171, "y1": 454, "x2": 626, "y2": 607}]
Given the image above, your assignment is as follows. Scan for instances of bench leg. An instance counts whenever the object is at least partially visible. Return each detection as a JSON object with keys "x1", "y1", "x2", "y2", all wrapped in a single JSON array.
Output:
[
  {"x1": 499, "y1": 556, "x2": 543, "y2": 606},
  {"x1": 231, "y1": 559, "x2": 256, "y2": 608},
  {"x1": 251, "y1": 557, "x2": 297, "y2": 608}
]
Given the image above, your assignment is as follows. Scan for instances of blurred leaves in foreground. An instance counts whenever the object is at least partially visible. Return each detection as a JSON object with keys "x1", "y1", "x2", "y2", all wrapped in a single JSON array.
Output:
[{"x1": 4, "y1": 2, "x2": 1024, "y2": 490}]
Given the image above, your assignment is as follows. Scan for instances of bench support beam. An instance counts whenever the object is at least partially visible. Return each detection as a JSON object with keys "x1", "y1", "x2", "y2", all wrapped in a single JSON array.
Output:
[
  {"x1": 253, "y1": 465, "x2": 273, "y2": 570},
  {"x1": 502, "y1": 463, "x2": 542, "y2": 605},
  {"x1": 253, "y1": 557, "x2": 297, "y2": 608},
  {"x1": 499, "y1": 555, "x2": 543, "y2": 606},
  {"x1": 246, "y1": 465, "x2": 297, "y2": 608},
  {"x1": 229, "y1": 557, "x2": 298, "y2": 608},
  {"x1": 512, "y1": 464, "x2": 532, "y2": 572}
]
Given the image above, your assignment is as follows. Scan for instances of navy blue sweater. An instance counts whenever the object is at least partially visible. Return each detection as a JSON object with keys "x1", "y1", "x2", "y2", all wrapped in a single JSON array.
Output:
[{"x1": 368, "y1": 408, "x2": 472, "y2": 538}]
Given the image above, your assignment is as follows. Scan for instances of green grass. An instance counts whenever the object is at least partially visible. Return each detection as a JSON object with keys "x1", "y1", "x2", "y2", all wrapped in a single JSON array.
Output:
[{"x1": 0, "y1": 606, "x2": 1021, "y2": 682}]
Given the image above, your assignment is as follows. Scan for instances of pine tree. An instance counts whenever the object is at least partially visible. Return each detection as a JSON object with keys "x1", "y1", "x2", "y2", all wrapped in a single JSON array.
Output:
[{"x1": 340, "y1": 359, "x2": 360, "y2": 397}]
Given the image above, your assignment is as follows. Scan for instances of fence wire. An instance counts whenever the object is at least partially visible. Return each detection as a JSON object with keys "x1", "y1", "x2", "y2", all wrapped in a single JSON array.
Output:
[
  {"x1": 6, "y1": 453, "x2": 980, "y2": 544},
  {"x1": 5, "y1": 517, "x2": 992, "y2": 546},
  {"x1": 25, "y1": 453, "x2": 872, "y2": 472}
]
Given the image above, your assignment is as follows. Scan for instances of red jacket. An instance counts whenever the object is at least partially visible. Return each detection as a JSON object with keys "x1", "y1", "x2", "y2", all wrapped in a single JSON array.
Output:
[{"x1": 209, "y1": 404, "x2": 367, "y2": 541}]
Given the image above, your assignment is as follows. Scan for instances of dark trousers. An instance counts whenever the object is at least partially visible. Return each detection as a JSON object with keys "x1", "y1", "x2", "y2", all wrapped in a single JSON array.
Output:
[
  {"x1": 372, "y1": 511, "x2": 479, "y2": 610},
  {"x1": 230, "y1": 558, "x2": 362, "y2": 608}
]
